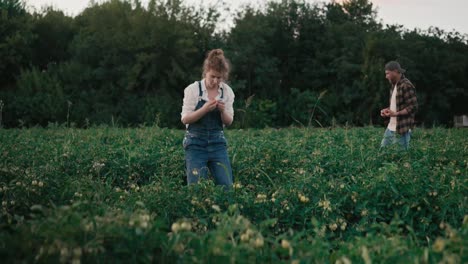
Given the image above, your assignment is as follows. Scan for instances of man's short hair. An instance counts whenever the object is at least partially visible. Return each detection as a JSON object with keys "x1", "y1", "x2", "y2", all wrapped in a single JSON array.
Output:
[{"x1": 385, "y1": 61, "x2": 406, "y2": 73}]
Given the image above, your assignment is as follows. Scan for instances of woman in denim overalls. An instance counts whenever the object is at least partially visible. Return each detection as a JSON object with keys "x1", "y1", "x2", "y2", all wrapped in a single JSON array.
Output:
[{"x1": 181, "y1": 49, "x2": 234, "y2": 187}]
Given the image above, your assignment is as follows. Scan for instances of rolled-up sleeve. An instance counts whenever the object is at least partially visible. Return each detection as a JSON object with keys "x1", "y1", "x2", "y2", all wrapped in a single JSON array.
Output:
[
  {"x1": 223, "y1": 84, "x2": 235, "y2": 118},
  {"x1": 181, "y1": 83, "x2": 198, "y2": 123}
]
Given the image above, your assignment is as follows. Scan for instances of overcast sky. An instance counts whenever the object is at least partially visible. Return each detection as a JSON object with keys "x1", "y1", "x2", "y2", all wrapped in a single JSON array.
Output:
[{"x1": 24, "y1": 0, "x2": 468, "y2": 35}]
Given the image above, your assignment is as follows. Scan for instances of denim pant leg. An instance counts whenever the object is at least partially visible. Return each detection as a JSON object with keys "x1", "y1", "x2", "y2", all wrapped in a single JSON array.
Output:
[
  {"x1": 184, "y1": 140, "x2": 210, "y2": 184},
  {"x1": 380, "y1": 128, "x2": 396, "y2": 148},
  {"x1": 399, "y1": 130, "x2": 411, "y2": 150},
  {"x1": 207, "y1": 145, "x2": 233, "y2": 187}
]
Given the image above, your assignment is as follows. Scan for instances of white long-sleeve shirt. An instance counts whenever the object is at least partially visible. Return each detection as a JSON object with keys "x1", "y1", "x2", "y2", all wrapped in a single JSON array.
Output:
[{"x1": 181, "y1": 79, "x2": 235, "y2": 122}]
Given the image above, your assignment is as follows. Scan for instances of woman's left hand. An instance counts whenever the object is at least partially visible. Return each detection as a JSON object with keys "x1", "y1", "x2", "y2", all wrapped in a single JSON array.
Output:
[{"x1": 217, "y1": 101, "x2": 225, "y2": 112}]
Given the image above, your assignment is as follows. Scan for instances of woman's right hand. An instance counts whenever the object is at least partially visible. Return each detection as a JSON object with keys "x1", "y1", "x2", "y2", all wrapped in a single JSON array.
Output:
[{"x1": 202, "y1": 99, "x2": 218, "y2": 113}]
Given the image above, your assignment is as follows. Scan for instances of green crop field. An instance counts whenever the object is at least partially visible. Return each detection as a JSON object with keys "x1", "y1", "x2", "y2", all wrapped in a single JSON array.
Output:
[{"x1": 0, "y1": 127, "x2": 466, "y2": 263}]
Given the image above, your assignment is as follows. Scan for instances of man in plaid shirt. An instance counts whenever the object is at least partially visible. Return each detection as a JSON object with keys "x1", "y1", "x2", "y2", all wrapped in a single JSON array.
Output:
[{"x1": 380, "y1": 61, "x2": 418, "y2": 150}]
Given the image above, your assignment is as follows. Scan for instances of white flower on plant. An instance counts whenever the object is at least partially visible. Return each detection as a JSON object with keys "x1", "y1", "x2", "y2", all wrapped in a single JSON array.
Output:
[
  {"x1": 318, "y1": 199, "x2": 332, "y2": 211},
  {"x1": 314, "y1": 166, "x2": 324, "y2": 173},
  {"x1": 190, "y1": 198, "x2": 200, "y2": 206},
  {"x1": 171, "y1": 222, "x2": 181, "y2": 233},
  {"x1": 240, "y1": 233, "x2": 249, "y2": 242},
  {"x1": 450, "y1": 180, "x2": 455, "y2": 189},
  {"x1": 180, "y1": 221, "x2": 192, "y2": 231},
  {"x1": 140, "y1": 214, "x2": 150, "y2": 222},
  {"x1": 361, "y1": 209, "x2": 368, "y2": 217},
  {"x1": 432, "y1": 238, "x2": 445, "y2": 252},
  {"x1": 281, "y1": 239, "x2": 290, "y2": 249},
  {"x1": 246, "y1": 229, "x2": 255, "y2": 237},
  {"x1": 212, "y1": 204, "x2": 221, "y2": 212},
  {"x1": 253, "y1": 237, "x2": 264, "y2": 248},
  {"x1": 140, "y1": 221, "x2": 148, "y2": 229},
  {"x1": 335, "y1": 256, "x2": 352, "y2": 264},
  {"x1": 298, "y1": 194, "x2": 309, "y2": 203},
  {"x1": 439, "y1": 222, "x2": 445, "y2": 229},
  {"x1": 92, "y1": 161, "x2": 105, "y2": 171},
  {"x1": 255, "y1": 194, "x2": 268, "y2": 203},
  {"x1": 340, "y1": 222, "x2": 347, "y2": 231}
]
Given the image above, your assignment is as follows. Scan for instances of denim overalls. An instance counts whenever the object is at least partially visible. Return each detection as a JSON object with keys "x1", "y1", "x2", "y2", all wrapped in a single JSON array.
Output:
[{"x1": 183, "y1": 81, "x2": 233, "y2": 187}]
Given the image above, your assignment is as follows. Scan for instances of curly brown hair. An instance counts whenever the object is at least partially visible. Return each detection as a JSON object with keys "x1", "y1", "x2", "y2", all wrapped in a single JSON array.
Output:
[{"x1": 202, "y1": 49, "x2": 230, "y2": 80}]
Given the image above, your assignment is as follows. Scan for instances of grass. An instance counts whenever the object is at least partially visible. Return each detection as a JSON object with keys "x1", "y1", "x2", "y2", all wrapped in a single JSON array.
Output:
[{"x1": 0, "y1": 126, "x2": 466, "y2": 263}]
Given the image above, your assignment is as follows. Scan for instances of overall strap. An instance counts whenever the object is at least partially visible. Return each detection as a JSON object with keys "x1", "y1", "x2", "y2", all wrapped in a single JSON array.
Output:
[
  {"x1": 220, "y1": 85, "x2": 224, "y2": 99},
  {"x1": 198, "y1": 81, "x2": 203, "y2": 97},
  {"x1": 187, "y1": 82, "x2": 204, "y2": 130}
]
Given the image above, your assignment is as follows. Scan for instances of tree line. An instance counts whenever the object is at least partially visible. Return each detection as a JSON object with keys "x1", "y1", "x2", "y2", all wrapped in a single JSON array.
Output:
[{"x1": 1, "y1": 0, "x2": 467, "y2": 128}]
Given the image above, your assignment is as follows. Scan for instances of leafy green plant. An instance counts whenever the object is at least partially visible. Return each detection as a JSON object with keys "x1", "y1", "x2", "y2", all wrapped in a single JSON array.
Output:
[{"x1": 0, "y1": 127, "x2": 466, "y2": 262}]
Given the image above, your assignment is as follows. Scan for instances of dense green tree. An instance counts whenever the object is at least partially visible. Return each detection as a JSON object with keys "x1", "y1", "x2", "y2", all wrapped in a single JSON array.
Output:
[
  {"x1": 30, "y1": 8, "x2": 76, "y2": 70},
  {"x1": 0, "y1": 0, "x2": 34, "y2": 89},
  {"x1": 0, "y1": 0, "x2": 466, "y2": 128}
]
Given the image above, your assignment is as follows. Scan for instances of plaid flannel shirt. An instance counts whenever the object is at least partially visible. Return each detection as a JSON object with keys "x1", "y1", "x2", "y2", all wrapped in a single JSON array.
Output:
[{"x1": 390, "y1": 76, "x2": 418, "y2": 134}]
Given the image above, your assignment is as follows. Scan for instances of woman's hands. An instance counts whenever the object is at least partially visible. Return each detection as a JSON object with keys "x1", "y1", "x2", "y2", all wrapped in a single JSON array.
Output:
[
  {"x1": 183, "y1": 99, "x2": 231, "y2": 126},
  {"x1": 201, "y1": 99, "x2": 218, "y2": 113},
  {"x1": 202, "y1": 99, "x2": 225, "y2": 113}
]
